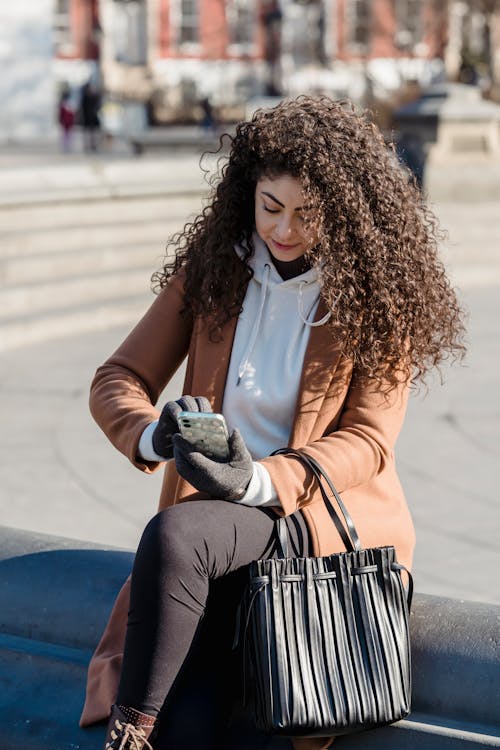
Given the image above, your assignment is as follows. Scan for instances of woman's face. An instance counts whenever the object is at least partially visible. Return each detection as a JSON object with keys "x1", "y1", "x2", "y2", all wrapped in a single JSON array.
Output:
[{"x1": 254, "y1": 174, "x2": 317, "y2": 263}]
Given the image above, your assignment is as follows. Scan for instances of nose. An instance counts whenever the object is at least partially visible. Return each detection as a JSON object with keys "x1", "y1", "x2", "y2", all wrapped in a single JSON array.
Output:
[{"x1": 275, "y1": 213, "x2": 294, "y2": 240}]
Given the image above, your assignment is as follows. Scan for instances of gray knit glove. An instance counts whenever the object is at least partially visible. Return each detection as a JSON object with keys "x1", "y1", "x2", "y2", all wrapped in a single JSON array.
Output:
[
  {"x1": 172, "y1": 428, "x2": 253, "y2": 500},
  {"x1": 152, "y1": 395, "x2": 212, "y2": 459}
]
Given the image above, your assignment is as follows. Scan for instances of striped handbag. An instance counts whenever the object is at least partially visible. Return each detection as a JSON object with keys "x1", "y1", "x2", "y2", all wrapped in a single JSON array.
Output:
[{"x1": 239, "y1": 449, "x2": 413, "y2": 737}]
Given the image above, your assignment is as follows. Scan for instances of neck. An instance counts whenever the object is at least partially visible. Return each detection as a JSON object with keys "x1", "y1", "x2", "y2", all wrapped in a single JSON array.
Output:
[{"x1": 270, "y1": 254, "x2": 311, "y2": 281}]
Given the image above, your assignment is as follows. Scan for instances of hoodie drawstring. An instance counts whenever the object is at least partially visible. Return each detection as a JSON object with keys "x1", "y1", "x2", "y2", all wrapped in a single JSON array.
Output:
[
  {"x1": 237, "y1": 263, "x2": 271, "y2": 385},
  {"x1": 298, "y1": 282, "x2": 332, "y2": 327},
  {"x1": 237, "y1": 266, "x2": 335, "y2": 386}
]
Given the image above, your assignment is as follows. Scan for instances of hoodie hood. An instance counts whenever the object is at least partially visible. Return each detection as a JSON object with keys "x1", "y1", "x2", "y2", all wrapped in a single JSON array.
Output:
[
  {"x1": 236, "y1": 232, "x2": 331, "y2": 329},
  {"x1": 236, "y1": 232, "x2": 320, "y2": 288},
  {"x1": 232, "y1": 231, "x2": 331, "y2": 388}
]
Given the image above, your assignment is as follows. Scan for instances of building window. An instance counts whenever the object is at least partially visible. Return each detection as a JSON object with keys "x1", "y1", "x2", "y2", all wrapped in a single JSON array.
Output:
[
  {"x1": 347, "y1": 0, "x2": 371, "y2": 52},
  {"x1": 289, "y1": 0, "x2": 326, "y2": 66},
  {"x1": 53, "y1": 0, "x2": 74, "y2": 56},
  {"x1": 179, "y1": 0, "x2": 200, "y2": 45},
  {"x1": 227, "y1": 0, "x2": 256, "y2": 49},
  {"x1": 395, "y1": 0, "x2": 424, "y2": 51},
  {"x1": 113, "y1": 0, "x2": 148, "y2": 65}
]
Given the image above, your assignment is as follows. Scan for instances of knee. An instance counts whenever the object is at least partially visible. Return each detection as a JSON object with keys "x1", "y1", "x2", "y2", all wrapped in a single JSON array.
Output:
[{"x1": 139, "y1": 505, "x2": 209, "y2": 574}]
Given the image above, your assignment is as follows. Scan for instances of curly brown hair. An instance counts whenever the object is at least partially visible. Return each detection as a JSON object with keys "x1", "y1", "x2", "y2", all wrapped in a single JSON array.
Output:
[{"x1": 152, "y1": 95, "x2": 465, "y2": 388}]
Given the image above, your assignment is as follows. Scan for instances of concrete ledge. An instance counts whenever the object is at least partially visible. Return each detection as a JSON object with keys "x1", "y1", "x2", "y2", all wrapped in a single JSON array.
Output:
[
  {"x1": 0, "y1": 526, "x2": 132, "y2": 650},
  {"x1": 424, "y1": 162, "x2": 500, "y2": 201},
  {"x1": 128, "y1": 126, "x2": 226, "y2": 155},
  {"x1": 0, "y1": 157, "x2": 208, "y2": 209},
  {"x1": 1, "y1": 525, "x2": 499, "y2": 749}
]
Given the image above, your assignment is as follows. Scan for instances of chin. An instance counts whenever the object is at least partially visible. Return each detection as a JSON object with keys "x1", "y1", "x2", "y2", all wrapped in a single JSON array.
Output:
[
  {"x1": 271, "y1": 249, "x2": 305, "y2": 263},
  {"x1": 267, "y1": 242, "x2": 304, "y2": 261}
]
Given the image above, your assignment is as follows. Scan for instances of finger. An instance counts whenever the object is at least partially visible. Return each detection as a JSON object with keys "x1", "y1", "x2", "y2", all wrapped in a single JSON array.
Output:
[
  {"x1": 164, "y1": 401, "x2": 183, "y2": 425},
  {"x1": 172, "y1": 433, "x2": 197, "y2": 475},
  {"x1": 194, "y1": 396, "x2": 212, "y2": 413},
  {"x1": 229, "y1": 428, "x2": 247, "y2": 461},
  {"x1": 158, "y1": 402, "x2": 178, "y2": 429},
  {"x1": 177, "y1": 395, "x2": 199, "y2": 412},
  {"x1": 174, "y1": 447, "x2": 194, "y2": 480}
]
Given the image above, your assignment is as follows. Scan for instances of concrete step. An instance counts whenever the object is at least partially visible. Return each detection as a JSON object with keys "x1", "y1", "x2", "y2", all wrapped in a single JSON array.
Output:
[
  {"x1": 0, "y1": 242, "x2": 172, "y2": 286},
  {"x1": 0, "y1": 193, "x2": 201, "y2": 349},
  {"x1": 0, "y1": 294, "x2": 151, "y2": 351},
  {"x1": 0, "y1": 155, "x2": 210, "y2": 208},
  {"x1": 0, "y1": 220, "x2": 175, "y2": 258},
  {"x1": 0, "y1": 267, "x2": 153, "y2": 319},
  {"x1": 0, "y1": 194, "x2": 201, "y2": 233}
]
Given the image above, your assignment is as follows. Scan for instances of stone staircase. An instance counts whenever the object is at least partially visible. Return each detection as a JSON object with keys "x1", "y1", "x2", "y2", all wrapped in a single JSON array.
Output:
[{"x1": 0, "y1": 194, "x2": 202, "y2": 352}]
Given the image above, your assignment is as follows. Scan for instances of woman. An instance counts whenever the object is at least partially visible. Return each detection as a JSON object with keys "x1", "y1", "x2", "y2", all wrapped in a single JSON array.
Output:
[{"x1": 80, "y1": 97, "x2": 465, "y2": 750}]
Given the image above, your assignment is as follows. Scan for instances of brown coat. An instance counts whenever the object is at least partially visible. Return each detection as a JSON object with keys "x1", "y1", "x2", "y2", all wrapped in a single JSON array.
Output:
[{"x1": 80, "y1": 271, "x2": 415, "y2": 750}]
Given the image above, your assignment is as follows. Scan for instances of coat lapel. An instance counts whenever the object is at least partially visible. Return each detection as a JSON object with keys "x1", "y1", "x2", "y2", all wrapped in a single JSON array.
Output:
[
  {"x1": 289, "y1": 298, "x2": 345, "y2": 447},
  {"x1": 189, "y1": 315, "x2": 239, "y2": 412}
]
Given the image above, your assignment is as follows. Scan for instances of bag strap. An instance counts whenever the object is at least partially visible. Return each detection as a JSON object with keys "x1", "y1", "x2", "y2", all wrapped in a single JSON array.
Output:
[
  {"x1": 272, "y1": 448, "x2": 414, "y2": 610},
  {"x1": 272, "y1": 448, "x2": 362, "y2": 553}
]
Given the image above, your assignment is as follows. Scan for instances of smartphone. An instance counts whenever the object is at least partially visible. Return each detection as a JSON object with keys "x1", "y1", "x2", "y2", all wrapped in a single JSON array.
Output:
[{"x1": 177, "y1": 411, "x2": 230, "y2": 461}]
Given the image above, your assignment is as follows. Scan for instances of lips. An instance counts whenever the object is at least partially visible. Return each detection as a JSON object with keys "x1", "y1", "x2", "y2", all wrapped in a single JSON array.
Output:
[{"x1": 272, "y1": 239, "x2": 300, "y2": 251}]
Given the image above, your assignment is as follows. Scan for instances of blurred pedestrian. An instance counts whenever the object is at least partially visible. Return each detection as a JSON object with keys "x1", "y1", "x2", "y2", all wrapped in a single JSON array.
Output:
[
  {"x1": 80, "y1": 96, "x2": 466, "y2": 750},
  {"x1": 396, "y1": 132, "x2": 425, "y2": 188},
  {"x1": 200, "y1": 96, "x2": 217, "y2": 136},
  {"x1": 58, "y1": 89, "x2": 75, "y2": 153},
  {"x1": 80, "y1": 81, "x2": 101, "y2": 153}
]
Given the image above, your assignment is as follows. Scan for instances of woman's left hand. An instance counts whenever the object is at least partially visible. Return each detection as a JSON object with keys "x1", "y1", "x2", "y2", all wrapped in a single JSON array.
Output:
[{"x1": 172, "y1": 428, "x2": 253, "y2": 500}]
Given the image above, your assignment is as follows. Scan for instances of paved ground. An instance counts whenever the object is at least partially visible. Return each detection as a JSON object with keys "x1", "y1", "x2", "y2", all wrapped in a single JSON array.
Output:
[{"x1": 0, "y1": 141, "x2": 498, "y2": 606}]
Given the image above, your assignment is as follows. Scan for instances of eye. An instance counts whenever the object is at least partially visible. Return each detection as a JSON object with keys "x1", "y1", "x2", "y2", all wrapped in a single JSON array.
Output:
[{"x1": 263, "y1": 205, "x2": 280, "y2": 214}]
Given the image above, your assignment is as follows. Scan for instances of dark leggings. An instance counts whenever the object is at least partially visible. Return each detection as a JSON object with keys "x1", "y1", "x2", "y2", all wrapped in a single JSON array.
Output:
[{"x1": 117, "y1": 500, "x2": 311, "y2": 747}]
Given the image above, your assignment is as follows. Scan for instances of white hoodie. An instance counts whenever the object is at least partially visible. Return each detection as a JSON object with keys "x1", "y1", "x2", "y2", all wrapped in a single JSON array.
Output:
[{"x1": 139, "y1": 233, "x2": 330, "y2": 506}]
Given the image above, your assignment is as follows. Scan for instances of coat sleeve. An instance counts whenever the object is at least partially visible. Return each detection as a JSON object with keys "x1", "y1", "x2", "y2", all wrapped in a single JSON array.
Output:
[
  {"x1": 260, "y1": 371, "x2": 410, "y2": 516},
  {"x1": 89, "y1": 271, "x2": 193, "y2": 473}
]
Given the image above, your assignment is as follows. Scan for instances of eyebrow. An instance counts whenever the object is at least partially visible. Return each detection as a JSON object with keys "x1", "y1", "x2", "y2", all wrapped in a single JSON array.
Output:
[{"x1": 261, "y1": 191, "x2": 304, "y2": 212}]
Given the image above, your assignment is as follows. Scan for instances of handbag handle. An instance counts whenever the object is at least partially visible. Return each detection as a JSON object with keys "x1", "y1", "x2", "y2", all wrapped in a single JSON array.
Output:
[{"x1": 272, "y1": 448, "x2": 362, "y2": 555}]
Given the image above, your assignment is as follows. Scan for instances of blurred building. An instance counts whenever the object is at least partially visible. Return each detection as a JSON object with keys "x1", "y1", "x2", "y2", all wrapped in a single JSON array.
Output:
[
  {"x1": 0, "y1": 0, "x2": 57, "y2": 141},
  {"x1": 50, "y1": 0, "x2": 500, "y2": 126},
  {"x1": 445, "y1": 0, "x2": 500, "y2": 95},
  {"x1": 53, "y1": 0, "x2": 101, "y2": 89},
  {"x1": 91, "y1": 0, "x2": 452, "y2": 125},
  {"x1": 2, "y1": 1, "x2": 499, "y2": 142},
  {"x1": 281, "y1": 0, "x2": 449, "y2": 103},
  {"x1": 98, "y1": 0, "x2": 270, "y2": 125}
]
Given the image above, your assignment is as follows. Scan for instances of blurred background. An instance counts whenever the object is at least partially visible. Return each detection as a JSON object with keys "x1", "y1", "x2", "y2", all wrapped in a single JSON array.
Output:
[
  {"x1": 0, "y1": 0, "x2": 499, "y2": 605},
  {"x1": 1, "y1": 0, "x2": 500, "y2": 145}
]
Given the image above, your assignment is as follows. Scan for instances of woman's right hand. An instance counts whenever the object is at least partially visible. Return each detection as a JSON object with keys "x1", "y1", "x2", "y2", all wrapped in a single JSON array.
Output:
[{"x1": 152, "y1": 395, "x2": 212, "y2": 459}]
